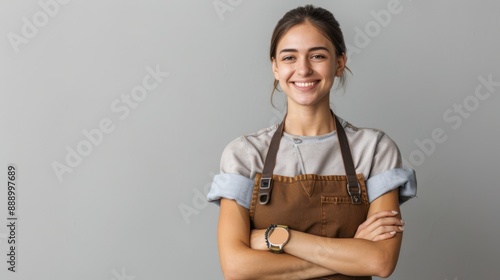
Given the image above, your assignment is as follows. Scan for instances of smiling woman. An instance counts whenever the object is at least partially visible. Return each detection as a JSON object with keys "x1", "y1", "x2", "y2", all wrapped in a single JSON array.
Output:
[
  {"x1": 207, "y1": 4, "x2": 416, "y2": 279},
  {"x1": 272, "y1": 22, "x2": 340, "y2": 111}
]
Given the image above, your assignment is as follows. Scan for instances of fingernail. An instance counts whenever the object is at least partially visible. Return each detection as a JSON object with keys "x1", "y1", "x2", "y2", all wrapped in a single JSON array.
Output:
[
  {"x1": 390, "y1": 231, "x2": 396, "y2": 235},
  {"x1": 391, "y1": 211, "x2": 398, "y2": 214},
  {"x1": 401, "y1": 220, "x2": 406, "y2": 225},
  {"x1": 399, "y1": 226, "x2": 404, "y2": 231}
]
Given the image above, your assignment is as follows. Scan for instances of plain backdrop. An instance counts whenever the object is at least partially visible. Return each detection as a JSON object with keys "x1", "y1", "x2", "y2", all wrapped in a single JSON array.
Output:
[{"x1": 1, "y1": 0, "x2": 499, "y2": 279}]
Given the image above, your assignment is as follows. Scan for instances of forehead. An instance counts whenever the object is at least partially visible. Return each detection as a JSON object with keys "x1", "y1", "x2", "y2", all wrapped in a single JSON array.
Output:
[{"x1": 277, "y1": 22, "x2": 334, "y2": 52}]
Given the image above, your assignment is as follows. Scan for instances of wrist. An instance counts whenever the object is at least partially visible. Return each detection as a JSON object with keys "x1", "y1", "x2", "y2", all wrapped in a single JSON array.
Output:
[{"x1": 265, "y1": 224, "x2": 290, "y2": 253}]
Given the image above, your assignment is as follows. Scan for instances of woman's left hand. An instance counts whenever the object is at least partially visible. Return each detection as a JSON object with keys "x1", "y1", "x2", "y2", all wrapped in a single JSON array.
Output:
[
  {"x1": 250, "y1": 229, "x2": 268, "y2": 250},
  {"x1": 354, "y1": 210, "x2": 404, "y2": 241}
]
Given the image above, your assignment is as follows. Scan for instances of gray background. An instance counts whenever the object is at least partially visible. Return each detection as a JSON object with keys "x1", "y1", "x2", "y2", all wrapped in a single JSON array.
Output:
[{"x1": 1, "y1": 0, "x2": 499, "y2": 279}]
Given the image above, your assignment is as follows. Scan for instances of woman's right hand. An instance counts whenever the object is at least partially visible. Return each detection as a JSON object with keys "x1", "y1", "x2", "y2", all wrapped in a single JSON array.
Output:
[{"x1": 354, "y1": 210, "x2": 405, "y2": 241}]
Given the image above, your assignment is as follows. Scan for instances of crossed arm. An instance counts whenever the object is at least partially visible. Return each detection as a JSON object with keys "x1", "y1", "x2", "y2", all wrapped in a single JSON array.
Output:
[{"x1": 217, "y1": 189, "x2": 404, "y2": 280}]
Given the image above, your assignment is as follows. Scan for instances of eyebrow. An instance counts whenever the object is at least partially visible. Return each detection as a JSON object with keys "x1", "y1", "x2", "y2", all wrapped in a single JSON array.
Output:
[{"x1": 279, "y1": 46, "x2": 330, "y2": 54}]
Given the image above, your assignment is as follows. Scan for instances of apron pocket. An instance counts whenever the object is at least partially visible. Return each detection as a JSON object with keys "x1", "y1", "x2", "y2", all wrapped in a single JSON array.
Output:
[{"x1": 320, "y1": 196, "x2": 369, "y2": 238}]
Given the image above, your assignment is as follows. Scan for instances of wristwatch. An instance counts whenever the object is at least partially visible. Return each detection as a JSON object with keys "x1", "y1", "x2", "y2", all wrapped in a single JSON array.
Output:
[{"x1": 265, "y1": 224, "x2": 290, "y2": 253}]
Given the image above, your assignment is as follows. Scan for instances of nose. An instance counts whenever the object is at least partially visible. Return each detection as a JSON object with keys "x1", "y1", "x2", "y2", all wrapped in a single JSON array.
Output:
[{"x1": 296, "y1": 57, "x2": 312, "y2": 76}]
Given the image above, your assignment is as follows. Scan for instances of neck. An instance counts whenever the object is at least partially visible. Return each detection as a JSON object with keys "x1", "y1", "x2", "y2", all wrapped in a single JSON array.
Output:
[{"x1": 284, "y1": 102, "x2": 334, "y2": 136}]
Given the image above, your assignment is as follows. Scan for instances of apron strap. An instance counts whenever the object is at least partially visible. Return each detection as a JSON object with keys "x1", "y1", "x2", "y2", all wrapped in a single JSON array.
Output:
[
  {"x1": 334, "y1": 115, "x2": 362, "y2": 204},
  {"x1": 258, "y1": 111, "x2": 361, "y2": 205},
  {"x1": 259, "y1": 117, "x2": 285, "y2": 205}
]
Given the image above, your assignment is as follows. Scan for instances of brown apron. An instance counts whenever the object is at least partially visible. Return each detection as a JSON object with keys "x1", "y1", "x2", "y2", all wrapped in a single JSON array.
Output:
[{"x1": 250, "y1": 114, "x2": 371, "y2": 280}]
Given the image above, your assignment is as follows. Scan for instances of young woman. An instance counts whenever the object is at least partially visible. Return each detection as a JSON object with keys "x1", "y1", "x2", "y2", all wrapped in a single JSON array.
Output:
[{"x1": 208, "y1": 5, "x2": 416, "y2": 279}]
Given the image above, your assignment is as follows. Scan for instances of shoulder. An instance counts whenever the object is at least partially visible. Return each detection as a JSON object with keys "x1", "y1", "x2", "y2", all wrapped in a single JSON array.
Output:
[
  {"x1": 341, "y1": 118, "x2": 402, "y2": 175},
  {"x1": 209, "y1": 126, "x2": 279, "y2": 210},
  {"x1": 220, "y1": 124, "x2": 279, "y2": 176},
  {"x1": 222, "y1": 125, "x2": 278, "y2": 159},
  {"x1": 342, "y1": 118, "x2": 399, "y2": 151},
  {"x1": 341, "y1": 119, "x2": 416, "y2": 203}
]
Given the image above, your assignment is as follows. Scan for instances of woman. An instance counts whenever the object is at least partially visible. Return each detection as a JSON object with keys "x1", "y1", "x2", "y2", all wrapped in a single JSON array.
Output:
[{"x1": 208, "y1": 5, "x2": 416, "y2": 279}]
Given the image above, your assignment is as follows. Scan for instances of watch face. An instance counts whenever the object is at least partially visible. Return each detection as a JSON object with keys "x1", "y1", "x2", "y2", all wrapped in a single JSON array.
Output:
[{"x1": 269, "y1": 227, "x2": 288, "y2": 245}]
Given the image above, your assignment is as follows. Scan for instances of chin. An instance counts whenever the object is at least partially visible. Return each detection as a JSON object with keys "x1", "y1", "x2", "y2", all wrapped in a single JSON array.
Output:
[
  {"x1": 289, "y1": 94, "x2": 329, "y2": 107},
  {"x1": 290, "y1": 99, "x2": 323, "y2": 107}
]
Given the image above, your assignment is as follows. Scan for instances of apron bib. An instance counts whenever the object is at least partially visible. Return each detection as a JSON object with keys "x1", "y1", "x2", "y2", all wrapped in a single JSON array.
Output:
[{"x1": 250, "y1": 114, "x2": 371, "y2": 280}]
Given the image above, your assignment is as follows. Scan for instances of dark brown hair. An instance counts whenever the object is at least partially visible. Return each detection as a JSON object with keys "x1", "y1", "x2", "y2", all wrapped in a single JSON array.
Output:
[{"x1": 270, "y1": 5, "x2": 350, "y2": 97}]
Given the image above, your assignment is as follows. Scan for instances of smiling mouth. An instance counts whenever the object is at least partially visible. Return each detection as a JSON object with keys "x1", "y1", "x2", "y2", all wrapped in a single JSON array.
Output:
[{"x1": 293, "y1": 81, "x2": 319, "y2": 88}]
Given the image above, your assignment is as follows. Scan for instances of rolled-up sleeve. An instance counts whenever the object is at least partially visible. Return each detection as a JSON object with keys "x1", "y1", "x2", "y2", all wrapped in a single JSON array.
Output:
[
  {"x1": 366, "y1": 167, "x2": 417, "y2": 205},
  {"x1": 207, "y1": 135, "x2": 258, "y2": 209},
  {"x1": 207, "y1": 173, "x2": 254, "y2": 209}
]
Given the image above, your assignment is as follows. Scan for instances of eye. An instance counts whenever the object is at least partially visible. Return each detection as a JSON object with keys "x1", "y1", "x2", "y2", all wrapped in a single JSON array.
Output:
[
  {"x1": 281, "y1": 56, "x2": 295, "y2": 62},
  {"x1": 311, "y1": 54, "x2": 327, "y2": 60}
]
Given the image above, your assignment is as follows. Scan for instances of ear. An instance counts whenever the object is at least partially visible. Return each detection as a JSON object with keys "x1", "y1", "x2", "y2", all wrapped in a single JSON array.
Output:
[
  {"x1": 272, "y1": 57, "x2": 280, "y2": 81},
  {"x1": 335, "y1": 53, "x2": 347, "y2": 77}
]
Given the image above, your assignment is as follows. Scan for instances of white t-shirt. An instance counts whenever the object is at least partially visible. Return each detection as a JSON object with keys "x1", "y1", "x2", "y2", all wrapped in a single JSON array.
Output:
[{"x1": 208, "y1": 117, "x2": 416, "y2": 209}]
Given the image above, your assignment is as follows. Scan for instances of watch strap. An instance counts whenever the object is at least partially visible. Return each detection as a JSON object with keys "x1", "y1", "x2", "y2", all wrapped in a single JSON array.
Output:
[{"x1": 265, "y1": 224, "x2": 290, "y2": 253}]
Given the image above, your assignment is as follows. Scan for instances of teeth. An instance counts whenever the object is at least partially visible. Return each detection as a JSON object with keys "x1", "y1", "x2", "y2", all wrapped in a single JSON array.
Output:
[{"x1": 295, "y1": 82, "x2": 316, "y2": 87}]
